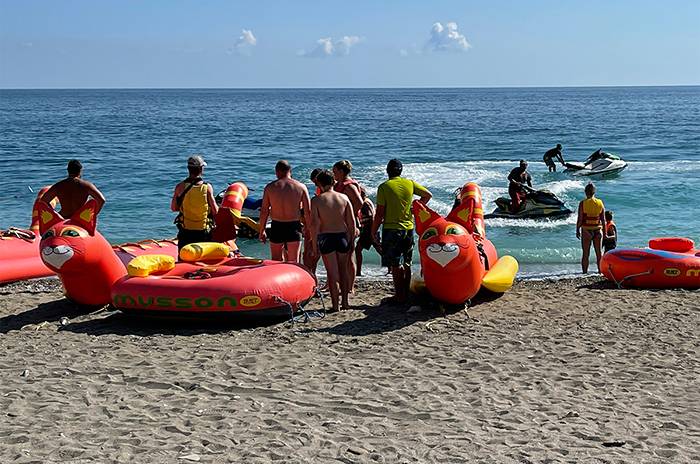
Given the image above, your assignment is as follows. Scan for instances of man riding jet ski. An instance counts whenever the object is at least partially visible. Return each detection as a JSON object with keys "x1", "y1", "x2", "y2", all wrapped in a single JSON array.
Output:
[
  {"x1": 483, "y1": 160, "x2": 573, "y2": 219},
  {"x1": 484, "y1": 185, "x2": 573, "y2": 219},
  {"x1": 564, "y1": 149, "x2": 627, "y2": 177}
]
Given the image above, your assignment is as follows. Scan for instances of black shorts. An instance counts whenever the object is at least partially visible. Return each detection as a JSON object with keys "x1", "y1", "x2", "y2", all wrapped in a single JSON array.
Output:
[
  {"x1": 543, "y1": 156, "x2": 556, "y2": 168},
  {"x1": 269, "y1": 220, "x2": 303, "y2": 244},
  {"x1": 381, "y1": 229, "x2": 414, "y2": 268},
  {"x1": 603, "y1": 238, "x2": 617, "y2": 253},
  {"x1": 357, "y1": 226, "x2": 377, "y2": 251},
  {"x1": 317, "y1": 232, "x2": 351, "y2": 255},
  {"x1": 177, "y1": 228, "x2": 211, "y2": 251}
]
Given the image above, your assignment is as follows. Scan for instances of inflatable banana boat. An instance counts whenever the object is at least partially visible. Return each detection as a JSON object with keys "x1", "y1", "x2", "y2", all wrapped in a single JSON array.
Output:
[
  {"x1": 411, "y1": 182, "x2": 519, "y2": 305},
  {"x1": 601, "y1": 237, "x2": 700, "y2": 289}
]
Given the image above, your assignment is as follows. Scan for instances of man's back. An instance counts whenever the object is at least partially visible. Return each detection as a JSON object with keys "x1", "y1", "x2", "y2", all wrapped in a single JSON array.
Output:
[
  {"x1": 266, "y1": 177, "x2": 307, "y2": 221},
  {"x1": 49, "y1": 177, "x2": 94, "y2": 218},
  {"x1": 377, "y1": 177, "x2": 427, "y2": 230},
  {"x1": 313, "y1": 191, "x2": 351, "y2": 233}
]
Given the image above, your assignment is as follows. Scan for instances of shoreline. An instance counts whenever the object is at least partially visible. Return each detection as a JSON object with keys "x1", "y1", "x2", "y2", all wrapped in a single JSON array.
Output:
[{"x1": 1, "y1": 276, "x2": 698, "y2": 462}]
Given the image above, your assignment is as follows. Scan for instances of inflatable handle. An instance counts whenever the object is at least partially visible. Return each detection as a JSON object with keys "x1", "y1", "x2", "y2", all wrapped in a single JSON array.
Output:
[
  {"x1": 481, "y1": 255, "x2": 519, "y2": 293},
  {"x1": 648, "y1": 237, "x2": 694, "y2": 254},
  {"x1": 127, "y1": 254, "x2": 176, "y2": 277},
  {"x1": 180, "y1": 242, "x2": 231, "y2": 262}
]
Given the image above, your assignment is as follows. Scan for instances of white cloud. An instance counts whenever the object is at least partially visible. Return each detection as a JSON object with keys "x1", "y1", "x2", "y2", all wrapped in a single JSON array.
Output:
[
  {"x1": 425, "y1": 21, "x2": 471, "y2": 53},
  {"x1": 230, "y1": 29, "x2": 257, "y2": 55},
  {"x1": 301, "y1": 35, "x2": 362, "y2": 58}
]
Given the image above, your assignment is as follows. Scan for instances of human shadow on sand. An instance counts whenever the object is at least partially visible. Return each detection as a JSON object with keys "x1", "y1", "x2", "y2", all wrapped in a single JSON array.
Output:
[
  {"x1": 317, "y1": 289, "x2": 500, "y2": 337},
  {"x1": 0, "y1": 298, "x2": 88, "y2": 334}
]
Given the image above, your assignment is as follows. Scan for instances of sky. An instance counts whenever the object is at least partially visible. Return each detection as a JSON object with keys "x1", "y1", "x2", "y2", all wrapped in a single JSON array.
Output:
[{"x1": 1, "y1": 0, "x2": 699, "y2": 88}]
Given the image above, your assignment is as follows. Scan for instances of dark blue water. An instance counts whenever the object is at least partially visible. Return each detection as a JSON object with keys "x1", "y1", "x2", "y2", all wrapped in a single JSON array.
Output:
[{"x1": 2, "y1": 87, "x2": 699, "y2": 277}]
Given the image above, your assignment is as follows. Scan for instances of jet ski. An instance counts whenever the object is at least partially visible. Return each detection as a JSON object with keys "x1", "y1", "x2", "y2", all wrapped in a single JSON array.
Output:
[
  {"x1": 215, "y1": 188, "x2": 261, "y2": 239},
  {"x1": 484, "y1": 187, "x2": 573, "y2": 219},
  {"x1": 564, "y1": 150, "x2": 627, "y2": 177}
]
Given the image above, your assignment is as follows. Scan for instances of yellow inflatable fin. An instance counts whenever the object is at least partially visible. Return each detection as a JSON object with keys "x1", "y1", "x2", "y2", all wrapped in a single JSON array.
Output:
[
  {"x1": 180, "y1": 242, "x2": 231, "y2": 262},
  {"x1": 238, "y1": 215, "x2": 260, "y2": 232},
  {"x1": 481, "y1": 255, "x2": 519, "y2": 293},
  {"x1": 127, "y1": 254, "x2": 176, "y2": 277}
]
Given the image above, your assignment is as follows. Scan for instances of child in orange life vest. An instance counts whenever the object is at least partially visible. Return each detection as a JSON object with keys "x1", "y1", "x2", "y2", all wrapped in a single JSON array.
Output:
[{"x1": 603, "y1": 210, "x2": 617, "y2": 253}]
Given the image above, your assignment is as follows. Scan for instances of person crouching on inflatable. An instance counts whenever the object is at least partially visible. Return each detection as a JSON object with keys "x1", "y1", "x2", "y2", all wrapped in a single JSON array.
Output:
[
  {"x1": 576, "y1": 182, "x2": 606, "y2": 273},
  {"x1": 171, "y1": 155, "x2": 218, "y2": 252}
]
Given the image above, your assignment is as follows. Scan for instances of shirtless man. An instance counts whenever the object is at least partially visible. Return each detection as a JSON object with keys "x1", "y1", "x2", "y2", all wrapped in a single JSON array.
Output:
[
  {"x1": 310, "y1": 170, "x2": 357, "y2": 312},
  {"x1": 259, "y1": 160, "x2": 311, "y2": 263},
  {"x1": 41, "y1": 159, "x2": 106, "y2": 218}
]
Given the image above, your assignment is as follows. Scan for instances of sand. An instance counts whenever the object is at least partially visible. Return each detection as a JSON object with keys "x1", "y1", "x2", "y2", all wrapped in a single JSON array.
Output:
[{"x1": 0, "y1": 276, "x2": 698, "y2": 463}]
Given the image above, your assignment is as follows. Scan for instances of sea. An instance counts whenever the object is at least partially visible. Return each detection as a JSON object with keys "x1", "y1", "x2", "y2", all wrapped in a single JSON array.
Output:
[{"x1": 1, "y1": 87, "x2": 699, "y2": 279}]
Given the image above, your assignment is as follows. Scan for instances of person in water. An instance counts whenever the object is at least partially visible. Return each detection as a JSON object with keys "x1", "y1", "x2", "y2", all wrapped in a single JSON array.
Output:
[
  {"x1": 332, "y1": 160, "x2": 363, "y2": 288},
  {"x1": 543, "y1": 143, "x2": 565, "y2": 172},
  {"x1": 576, "y1": 182, "x2": 606, "y2": 273},
  {"x1": 507, "y1": 159, "x2": 533, "y2": 213},
  {"x1": 372, "y1": 158, "x2": 432, "y2": 304},
  {"x1": 302, "y1": 168, "x2": 323, "y2": 273},
  {"x1": 355, "y1": 187, "x2": 378, "y2": 276},
  {"x1": 41, "y1": 159, "x2": 106, "y2": 219},
  {"x1": 310, "y1": 170, "x2": 357, "y2": 312},
  {"x1": 171, "y1": 155, "x2": 218, "y2": 251},
  {"x1": 603, "y1": 210, "x2": 617, "y2": 253},
  {"x1": 259, "y1": 160, "x2": 311, "y2": 263}
]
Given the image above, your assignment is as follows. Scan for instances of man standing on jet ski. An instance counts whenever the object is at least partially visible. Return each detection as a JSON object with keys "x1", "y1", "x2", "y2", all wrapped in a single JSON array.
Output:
[
  {"x1": 543, "y1": 143, "x2": 565, "y2": 172},
  {"x1": 507, "y1": 160, "x2": 533, "y2": 213}
]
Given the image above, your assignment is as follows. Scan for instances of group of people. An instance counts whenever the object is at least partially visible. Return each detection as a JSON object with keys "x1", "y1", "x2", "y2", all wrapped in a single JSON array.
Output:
[
  {"x1": 254, "y1": 158, "x2": 431, "y2": 312},
  {"x1": 40, "y1": 152, "x2": 617, "y2": 312}
]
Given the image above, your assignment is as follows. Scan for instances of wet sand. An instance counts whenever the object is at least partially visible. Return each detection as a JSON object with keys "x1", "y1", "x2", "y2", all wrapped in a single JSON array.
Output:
[{"x1": 0, "y1": 276, "x2": 698, "y2": 463}]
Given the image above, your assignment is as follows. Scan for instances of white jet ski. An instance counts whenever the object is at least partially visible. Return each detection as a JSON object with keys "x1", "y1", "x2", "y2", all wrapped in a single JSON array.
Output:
[{"x1": 564, "y1": 150, "x2": 627, "y2": 177}]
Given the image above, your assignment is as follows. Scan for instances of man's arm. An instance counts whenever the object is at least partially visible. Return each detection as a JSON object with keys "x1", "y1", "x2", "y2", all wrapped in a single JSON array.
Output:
[
  {"x1": 258, "y1": 186, "x2": 270, "y2": 242},
  {"x1": 345, "y1": 184, "x2": 363, "y2": 216},
  {"x1": 300, "y1": 185, "x2": 312, "y2": 229},
  {"x1": 371, "y1": 205, "x2": 385, "y2": 239},
  {"x1": 40, "y1": 184, "x2": 59, "y2": 209},
  {"x1": 170, "y1": 183, "x2": 183, "y2": 212},
  {"x1": 206, "y1": 184, "x2": 219, "y2": 216},
  {"x1": 526, "y1": 174, "x2": 533, "y2": 188},
  {"x1": 310, "y1": 199, "x2": 320, "y2": 256},
  {"x1": 344, "y1": 198, "x2": 358, "y2": 240},
  {"x1": 83, "y1": 181, "x2": 106, "y2": 214},
  {"x1": 412, "y1": 181, "x2": 432, "y2": 205},
  {"x1": 599, "y1": 207, "x2": 606, "y2": 239},
  {"x1": 576, "y1": 202, "x2": 583, "y2": 239}
]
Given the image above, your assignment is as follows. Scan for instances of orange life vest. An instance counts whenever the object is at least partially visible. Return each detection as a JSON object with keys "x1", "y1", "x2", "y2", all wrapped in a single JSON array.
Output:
[{"x1": 606, "y1": 220, "x2": 616, "y2": 236}]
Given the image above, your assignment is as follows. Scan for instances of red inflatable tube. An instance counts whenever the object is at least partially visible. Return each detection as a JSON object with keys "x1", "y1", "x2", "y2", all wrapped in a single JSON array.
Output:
[
  {"x1": 0, "y1": 230, "x2": 52, "y2": 284},
  {"x1": 601, "y1": 237, "x2": 700, "y2": 289},
  {"x1": 111, "y1": 258, "x2": 316, "y2": 316}
]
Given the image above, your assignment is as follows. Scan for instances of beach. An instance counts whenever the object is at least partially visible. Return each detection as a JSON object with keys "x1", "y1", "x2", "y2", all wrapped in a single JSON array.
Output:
[{"x1": 1, "y1": 276, "x2": 698, "y2": 463}]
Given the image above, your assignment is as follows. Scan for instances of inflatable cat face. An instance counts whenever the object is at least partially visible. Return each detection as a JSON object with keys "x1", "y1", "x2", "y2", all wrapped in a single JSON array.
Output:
[
  {"x1": 37, "y1": 200, "x2": 99, "y2": 271},
  {"x1": 413, "y1": 202, "x2": 477, "y2": 271}
]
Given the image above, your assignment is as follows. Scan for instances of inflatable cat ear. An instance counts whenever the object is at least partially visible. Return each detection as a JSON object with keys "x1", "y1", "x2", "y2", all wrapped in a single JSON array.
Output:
[
  {"x1": 446, "y1": 182, "x2": 486, "y2": 239},
  {"x1": 36, "y1": 201, "x2": 64, "y2": 235},
  {"x1": 412, "y1": 200, "x2": 443, "y2": 235},
  {"x1": 69, "y1": 199, "x2": 99, "y2": 236}
]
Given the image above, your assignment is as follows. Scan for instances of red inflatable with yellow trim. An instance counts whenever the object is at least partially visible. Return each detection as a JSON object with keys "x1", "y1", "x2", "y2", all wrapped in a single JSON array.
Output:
[
  {"x1": 37, "y1": 189, "x2": 316, "y2": 316},
  {"x1": 411, "y1": 182, "x2": 518, "y2": 305},
  {"x1": 0, "y1": 187, "x2": 55, "y2": 284},
  {"x1": 601, "y1": 237, "x2": 700, "y2": 289}
]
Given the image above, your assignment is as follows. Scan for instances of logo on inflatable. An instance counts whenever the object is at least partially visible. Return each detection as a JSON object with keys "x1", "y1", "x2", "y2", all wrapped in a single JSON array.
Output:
[
  {"x1": 663, "y1": 268, "x2": 681, "y2": 277},
  {"x1": 240, "y1": 295, "x2": 262, "y2": 307},
  {"x1": 113, "y1": 294, "x2": 238, "y2": 309}
]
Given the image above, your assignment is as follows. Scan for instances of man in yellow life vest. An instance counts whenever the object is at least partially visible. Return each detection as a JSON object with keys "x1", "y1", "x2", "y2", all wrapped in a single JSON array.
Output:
[
  {"x1": 576, "y1": 182, "x2": 606, "y2": 274},
  {"x1": 171, "y1": 155, "x2": 218, "y2": 251}
]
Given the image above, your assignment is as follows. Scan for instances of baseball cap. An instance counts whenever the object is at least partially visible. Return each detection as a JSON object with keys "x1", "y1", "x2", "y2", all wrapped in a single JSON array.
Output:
[{"x1": 187, "y1": 155, "x2": 207, "y2": 168}]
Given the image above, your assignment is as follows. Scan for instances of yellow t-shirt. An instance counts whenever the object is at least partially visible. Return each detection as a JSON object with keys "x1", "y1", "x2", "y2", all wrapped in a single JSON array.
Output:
[{"x1": 376, "y1": 177, "x2": 430, "y2": 230}]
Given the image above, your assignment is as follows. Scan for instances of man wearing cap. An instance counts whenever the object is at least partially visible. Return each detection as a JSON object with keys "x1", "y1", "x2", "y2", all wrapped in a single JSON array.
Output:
[
  {"x1": 41, "y1": 159, "x2": 106, "y2": 218},
  {"x1": 371, "y1": 158, "x2": 432, "y2": 304},
  {"x1": 171, "y1": 155, "x2": 218, "y2": 251},
  {"x1": 507, "y1": 159, "x2": 533, "y2": 213}
]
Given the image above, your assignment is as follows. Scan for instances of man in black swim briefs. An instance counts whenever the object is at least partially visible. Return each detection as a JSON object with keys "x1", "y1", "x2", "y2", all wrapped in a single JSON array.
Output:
[
  {"x1": 259, "y1": 160, "x2": 311, "y2": 263},
  {"x1": 310, "y1": 170, "x2": 357, "y2": 312}
]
